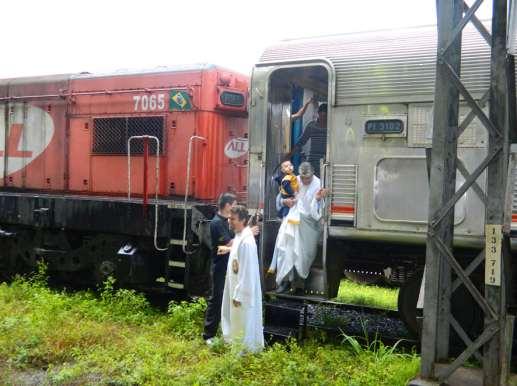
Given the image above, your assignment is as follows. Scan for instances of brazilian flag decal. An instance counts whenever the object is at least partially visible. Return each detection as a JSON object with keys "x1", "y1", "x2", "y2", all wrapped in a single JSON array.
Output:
[{"x1": 169, "y1": 90, "x2": 192, "y2": 111}]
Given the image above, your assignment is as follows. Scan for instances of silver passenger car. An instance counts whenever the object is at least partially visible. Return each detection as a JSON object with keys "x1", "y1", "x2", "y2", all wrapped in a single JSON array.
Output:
[{"x1": 248, "y1": 23, "x2": 505, "y2": 315}]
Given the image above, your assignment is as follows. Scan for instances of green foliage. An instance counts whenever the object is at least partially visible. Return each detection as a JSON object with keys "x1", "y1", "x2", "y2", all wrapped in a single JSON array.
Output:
[
  {"x1": 99, "y1": 276, "x2": 154, "y2": 324},
  {"x1": 339, "y1": 333, "x2": 419, "y2": 385},
  {"x1": 335, "y1": 279, "x2": 399, "y2": 310},
  {"x1": 167, "y1": 297, "x2": 207, "y2": 338},
  {"x1": 0, "y1": 277, "x2": 419, "y2": 385},
  {"x1": 30, "y1": 260, "x2": 49, "y2": 287}
]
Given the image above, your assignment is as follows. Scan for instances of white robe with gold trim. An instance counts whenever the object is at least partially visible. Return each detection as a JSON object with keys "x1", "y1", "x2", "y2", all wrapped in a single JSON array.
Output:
[
  {"x1": 221, "y1": 226, "x2": 264, "y2": 352},
  {"x1": 271, "y1": 175, "x2": 323, "y2": 285}
]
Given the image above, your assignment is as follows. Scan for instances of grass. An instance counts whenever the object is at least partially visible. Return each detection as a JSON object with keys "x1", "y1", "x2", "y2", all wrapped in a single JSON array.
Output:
[
  {"x1": 0, "y1": 269, "x2": 418, "y2": 385},
  {"x1": 334, "y1": 279, "x2": 399, "y2": 310}
]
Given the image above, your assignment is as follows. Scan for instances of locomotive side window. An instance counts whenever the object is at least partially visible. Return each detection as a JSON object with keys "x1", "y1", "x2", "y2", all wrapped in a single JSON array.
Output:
[
  {"x1": 92, "y1": 116, "x2": 164, "y2": 154},
  {"x1": 220, "y1": 91, "x2": 245, "y2": 107}
]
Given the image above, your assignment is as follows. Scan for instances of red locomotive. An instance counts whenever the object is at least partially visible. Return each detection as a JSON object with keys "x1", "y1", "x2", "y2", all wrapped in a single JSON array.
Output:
[{"x1": 0, "y1": 64, "x2": 248, "y2": 293}]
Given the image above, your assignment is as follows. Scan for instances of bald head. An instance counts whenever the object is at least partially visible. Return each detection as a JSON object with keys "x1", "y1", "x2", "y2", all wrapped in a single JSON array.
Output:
[
  {"x1": 299, "y1": 162, "x2": 314, "y2": 185},
  {"x1": 299, "y1": 162, "x2": 314, "y2": 177}
]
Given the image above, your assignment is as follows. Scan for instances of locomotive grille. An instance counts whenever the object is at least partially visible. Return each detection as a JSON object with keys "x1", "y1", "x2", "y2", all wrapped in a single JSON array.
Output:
[
  {"x1": 330, "y1": 164, "x2": 358, "y2": 221},
  {"x1": 92, "y1": 116, "x2": 164, "y2": 154}
]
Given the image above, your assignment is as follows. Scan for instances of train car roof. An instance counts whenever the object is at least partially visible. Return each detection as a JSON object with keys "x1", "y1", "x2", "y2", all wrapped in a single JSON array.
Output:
[
  {"x1": 258, "y1": 23, "x2": 492, "y2": 105},
  {"x1": 0, "y1": 74, "x2": 72, "y2": 87},
  {"x1": 0, "y1": 63, "x2": 246, "y2": 85},
  {"x1": 70, "y1": 63, "x2": 218, "y2": 79}
]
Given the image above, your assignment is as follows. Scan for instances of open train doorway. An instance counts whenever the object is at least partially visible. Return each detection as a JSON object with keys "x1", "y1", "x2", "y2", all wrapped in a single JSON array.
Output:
[{"x1": 258, "y1": 63, "x2": 334, "y2": 299}]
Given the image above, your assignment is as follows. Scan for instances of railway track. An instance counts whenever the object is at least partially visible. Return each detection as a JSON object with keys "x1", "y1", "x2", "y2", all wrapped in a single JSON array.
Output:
[{"x1": 264, "y1": 293, "x2": 418, "y2": 349}]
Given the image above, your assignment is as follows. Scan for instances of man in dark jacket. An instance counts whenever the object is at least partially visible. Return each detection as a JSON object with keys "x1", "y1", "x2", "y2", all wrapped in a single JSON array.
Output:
[{"x1": 202, "y1": 192, "x2": 237, "y2": 343}]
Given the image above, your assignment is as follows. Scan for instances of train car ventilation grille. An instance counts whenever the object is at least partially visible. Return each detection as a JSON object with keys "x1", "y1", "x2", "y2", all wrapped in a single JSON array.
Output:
[
  {"x1": 330, "y1": 164, "x2": 357, "y2": 221},
  {"x1": 92, "y1": 116, "x2": 164, "y2": 155},
  {"x1": 511, "y1": 165, "x2": 517, "y2": 230}
]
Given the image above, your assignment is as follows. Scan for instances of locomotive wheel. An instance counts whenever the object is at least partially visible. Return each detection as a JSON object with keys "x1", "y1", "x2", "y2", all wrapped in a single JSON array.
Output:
[
  {"x1": 344, "y1": 271, "x2": 383, "y2": 285},
  {"x1": 398, "y1": 271, "x2": 484, "y2": 342}
]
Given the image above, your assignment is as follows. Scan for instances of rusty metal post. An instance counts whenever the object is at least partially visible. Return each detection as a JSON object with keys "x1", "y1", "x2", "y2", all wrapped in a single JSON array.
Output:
[
  {"x1": 410, "y1": 0, "x2": 515, "y2": 385},
  {"x1": 484, "y1": 0, "x2": 511, "y2": 384},
  {"x1": 420, "y1": 0, "x2": 463, "y2": 377}
]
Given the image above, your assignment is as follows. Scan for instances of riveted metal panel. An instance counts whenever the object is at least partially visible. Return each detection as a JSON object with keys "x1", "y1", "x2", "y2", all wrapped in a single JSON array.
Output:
[
  {"x1": 408, "y1": 103, "x2": 488, "y2": 148},
  {"x1": 259, "y1": 24, "x2": 491, "y2": 105}
]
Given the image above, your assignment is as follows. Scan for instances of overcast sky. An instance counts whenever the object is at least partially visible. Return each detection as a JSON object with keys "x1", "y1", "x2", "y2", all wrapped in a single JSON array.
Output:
[{"x1": 1, "y1": 0, "x2": 493, "y2": 78}]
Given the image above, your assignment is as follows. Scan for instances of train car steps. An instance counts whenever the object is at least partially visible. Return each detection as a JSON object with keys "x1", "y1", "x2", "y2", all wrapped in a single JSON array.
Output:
[{"x1": 263, "y1": 300, "x2": 308, "y2": 342}]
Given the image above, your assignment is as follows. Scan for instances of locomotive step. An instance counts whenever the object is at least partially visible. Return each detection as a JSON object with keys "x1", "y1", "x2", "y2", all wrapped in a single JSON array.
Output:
[
  {"x1": 168, "y1": 260, "x2": 186, "y2": 268},
  {"x1": 167, "y1": 281, "x2": 185, "y2": 290},
  {"x1": 154, "y1": 278, "x2": 185, "y2": 290},
  {"x1": 169, "y1": 239, "x2": 187, "y2": 246}
]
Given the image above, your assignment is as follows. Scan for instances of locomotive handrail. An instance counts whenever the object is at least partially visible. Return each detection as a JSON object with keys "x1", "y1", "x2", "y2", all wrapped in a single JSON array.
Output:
[
  {"x1": 183, "y1": 135, "x2": 207, "y2": 255},
  {"x1": 127, "y1": 135, "x2": 168, "y2": 252},
  {"x1": 321, "y1": 161, "x2": 330, "y2": 222}
]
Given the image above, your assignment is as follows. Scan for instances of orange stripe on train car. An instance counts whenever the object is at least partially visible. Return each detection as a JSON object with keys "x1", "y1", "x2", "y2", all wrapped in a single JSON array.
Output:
[
  {"x1": 512, "y1": 214, "x2": 517, "y2": 222},
  {"x1": 331, "y1": 205, "x2": 355, "y2": 214}
]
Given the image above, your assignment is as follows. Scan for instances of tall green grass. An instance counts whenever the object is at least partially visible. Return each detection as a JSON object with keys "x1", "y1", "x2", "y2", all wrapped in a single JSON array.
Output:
[
  {"x1": 335, "y1": 279, "x2": 399, "y2": 310},
  {"x1": 0, "y1": 272, "x2": 418, "y2": 385}
]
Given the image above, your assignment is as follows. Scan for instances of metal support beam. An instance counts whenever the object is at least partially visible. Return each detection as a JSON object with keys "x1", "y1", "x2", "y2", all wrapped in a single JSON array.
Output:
[
  {"x1": 415, "y1": 0, "x2": 515, "y2": 385},
  {"x1": 484, "y1": 0, "x2": 511, "y2": 384},
  {"x1": 420, "y1": 0, "x2": 463, "y2": 376}
]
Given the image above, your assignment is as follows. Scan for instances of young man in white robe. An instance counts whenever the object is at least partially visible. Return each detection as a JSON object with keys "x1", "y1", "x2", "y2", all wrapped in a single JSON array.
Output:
[
  {"x1": 270, "y1": 162, "x2": 327, "y2": 293},
  {"x1": 220, "y1": 205, "x2": 264, "y2": 353}
]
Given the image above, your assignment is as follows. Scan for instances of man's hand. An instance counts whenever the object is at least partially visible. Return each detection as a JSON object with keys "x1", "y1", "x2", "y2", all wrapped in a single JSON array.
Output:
[
  {"x1": 217, "y1": 245, "x2": 231, "y2": 255},
  {"x1": 283, "y1": 198, "x2": 296, "y2": 208},
  {"x1": 232, "y1": 299, "x2": 241, "y2": 307},
  {"x1": 291, "y1": 96, "x2": 315, "y2": 121},
  {"x1": 316, "y1": 188, "x2": 328, "y2": 201},
  {"x1": 250, "y1": 225, "x2": 260, "y2": 236}
]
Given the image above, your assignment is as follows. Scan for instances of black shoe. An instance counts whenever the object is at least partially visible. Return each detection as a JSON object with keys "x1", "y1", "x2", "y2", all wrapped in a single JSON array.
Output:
[{"x1": 275, "y1": 281, "x2": 291, "y2": 294}]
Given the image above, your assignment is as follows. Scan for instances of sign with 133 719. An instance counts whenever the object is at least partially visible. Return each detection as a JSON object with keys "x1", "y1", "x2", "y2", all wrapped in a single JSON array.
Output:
[{"x1": 485, "y1": 224, "x2": 502, "y2": 286}]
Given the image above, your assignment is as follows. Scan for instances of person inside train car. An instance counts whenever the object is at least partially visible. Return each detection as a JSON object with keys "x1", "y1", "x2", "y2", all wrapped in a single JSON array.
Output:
[
  {"x1": 221, "y1": 205, "x2": 264, "y2": 353},
  {"x1": 203, "y1": 193, "x2": 260, "y2": 345},
  {"x1": 291, "y1": 100, "x2": 328, "y2": 177},
  {"x1": 271, "y1": 162, "x2": 327, "y2": 293},
  {"x1": 202, "y1": 192, "x2": 237, "y2": 344}
]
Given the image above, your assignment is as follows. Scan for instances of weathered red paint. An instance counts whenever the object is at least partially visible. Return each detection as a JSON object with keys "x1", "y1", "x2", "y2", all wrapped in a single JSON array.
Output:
[
  {"x1": 0, "y1": 124, "x2": 33, "y2": 158},
  {"x1": 0, "y1": 66, "x2": 249, "y2": 202}
]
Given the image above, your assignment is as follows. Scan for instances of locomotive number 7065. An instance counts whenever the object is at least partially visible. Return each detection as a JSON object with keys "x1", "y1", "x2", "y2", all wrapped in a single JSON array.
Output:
[{"x1": 133, "y1": 94, "x2": 166, "y2": 111}]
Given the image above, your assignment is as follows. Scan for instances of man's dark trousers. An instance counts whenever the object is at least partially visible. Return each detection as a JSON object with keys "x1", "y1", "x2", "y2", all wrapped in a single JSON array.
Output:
[{"x1": 202, "y1": 255, "x2": 228, "y2": 340}]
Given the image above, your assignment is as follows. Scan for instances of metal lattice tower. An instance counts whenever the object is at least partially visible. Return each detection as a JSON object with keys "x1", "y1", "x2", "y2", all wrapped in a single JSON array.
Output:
[{"x1": 411, "y1": 0, "x2": 516, "y2": 385}]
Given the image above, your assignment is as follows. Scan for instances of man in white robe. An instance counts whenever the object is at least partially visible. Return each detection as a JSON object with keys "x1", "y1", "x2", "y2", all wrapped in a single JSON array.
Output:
[
  {"x1": 221, "y1": 205, "x2": 264, "y2": 353},
  {"x1": 270, "y1": 162, "x2": 327, "y2": 292}
]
